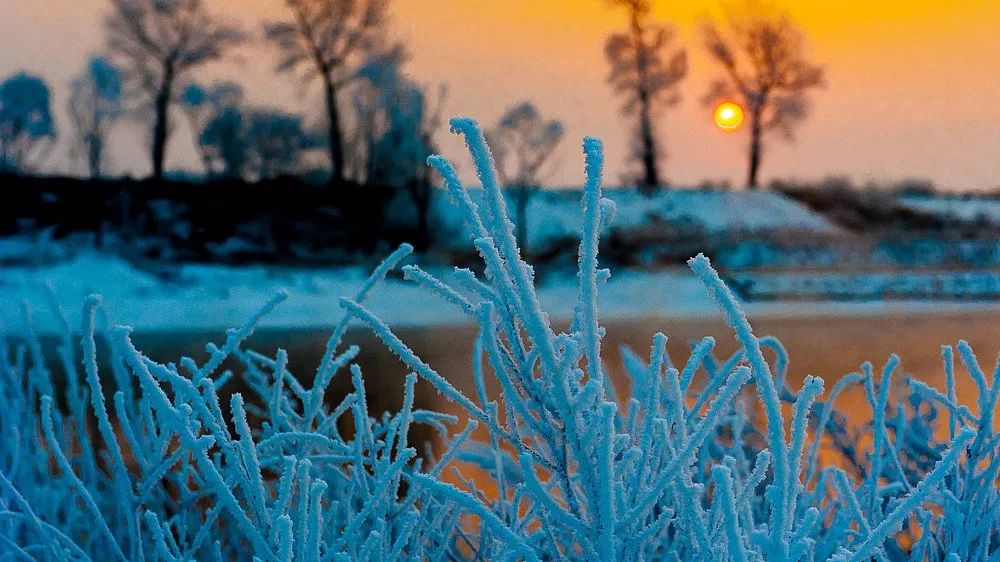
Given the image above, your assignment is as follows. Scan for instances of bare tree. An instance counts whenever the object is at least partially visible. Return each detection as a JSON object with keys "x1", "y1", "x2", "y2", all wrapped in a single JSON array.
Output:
[
  {"x1": 105, "y1": 0, "x2": 244, "y2": 180},
  {"x1": 486, "y1": 102, "x2": 564, "y2": 252},
  {"x1": 0, "y1": 73, "x2": 56, "y2": 175},
  {"x1": 702, "y1": 2, "x2": 824, "y2": 189},
  {"x1": 264, "y1": 0, "x2": 390, "y2": 181},
  {"x1": 605, "y1": 0, "x2": 687, "y2": 193},
  {"x1": 68, "y1": 58, "x2": 124, "y2": 179}
]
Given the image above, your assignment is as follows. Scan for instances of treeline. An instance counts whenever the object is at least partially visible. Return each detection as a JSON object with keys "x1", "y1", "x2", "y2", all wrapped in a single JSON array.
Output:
[
  {"x1": 0, "y1": 174, "x2": 411, "y2": 263},
  {"x1": 3, "y1": 0, "x2": 433, "y2": 189},
  {"x1": 1, "y1": 0, "x2": 828, "y2": 196}
]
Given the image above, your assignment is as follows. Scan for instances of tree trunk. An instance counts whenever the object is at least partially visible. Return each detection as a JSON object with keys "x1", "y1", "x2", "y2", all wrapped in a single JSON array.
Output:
[
  {"x1": 88, "y1": 132, "x2": 102, "y2": 179},
  {"x1": 514, "y1": 186, "x2": 532, "y2": 253},
  {"x1": 413, "y1": 182, "x2": 431, "y2": 251},
  {"x1": 746, "y1": 102, "x2": 764, "y2": 190},
  {"x1": 199, "y1": 148, "x2": 214, "y2": 177},
  {"x1": 151, "y1": 63, "x2": 175, "y2": 181},
  {"x1": 630, "y1": 8, "x2": 660, "y2": 195},
  {"x1": 323, "y1": 75, "x2": 345, "y2": 181},
  {"x1": 637, "y1": 96, "x2": 660, "y2": 194}
]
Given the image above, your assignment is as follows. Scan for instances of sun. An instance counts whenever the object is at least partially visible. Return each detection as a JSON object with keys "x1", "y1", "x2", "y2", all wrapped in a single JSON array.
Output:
[{"x1": 713, "y1": 102, "x2": 744, "y2": 132}]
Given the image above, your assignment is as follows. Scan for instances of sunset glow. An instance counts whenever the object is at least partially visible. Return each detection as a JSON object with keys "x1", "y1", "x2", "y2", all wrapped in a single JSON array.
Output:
[
  {"x1": 713, "y1": 102, "x2": 745, "y2": 132},
  {"x1": 2, "y1": 0, "x2": 999, "y2": 188}
]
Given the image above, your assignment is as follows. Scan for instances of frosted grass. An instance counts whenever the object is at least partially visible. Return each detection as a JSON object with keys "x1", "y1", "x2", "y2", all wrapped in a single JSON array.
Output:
[{"x1": 1, "y1": 117, "x2": 998, "y2": 560}]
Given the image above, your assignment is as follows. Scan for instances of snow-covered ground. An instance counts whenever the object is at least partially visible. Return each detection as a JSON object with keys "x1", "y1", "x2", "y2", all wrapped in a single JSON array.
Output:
[
  {"x1": 3, "y1": 251, "x2": 998, "y2": 335},
  {"x1": 731, "y1": 270, "x2": 1000, "y2": 301},
  {"x1": 0, "y1": 231, "x2": 72, "y2": 265},
  {"x1": 431, "y1": 187, "x2": 835, "y2": 250},
  {"x1": 1, "y1": 189, "x2": 991, "y2": 335},
  {"x1": 899, "y1": 195, "x2": 1000, "y2": 223}
]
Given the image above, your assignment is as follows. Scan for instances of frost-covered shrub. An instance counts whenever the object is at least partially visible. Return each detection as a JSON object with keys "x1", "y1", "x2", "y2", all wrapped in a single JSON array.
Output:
[{"x1": 1, "y1": 118, "x2": 998, "y2": 560}]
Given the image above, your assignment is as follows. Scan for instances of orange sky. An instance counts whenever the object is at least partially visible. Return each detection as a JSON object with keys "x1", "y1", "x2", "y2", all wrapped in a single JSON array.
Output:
[{"x1": 2, "y1": 0, "x2": 999, "y2": 190}]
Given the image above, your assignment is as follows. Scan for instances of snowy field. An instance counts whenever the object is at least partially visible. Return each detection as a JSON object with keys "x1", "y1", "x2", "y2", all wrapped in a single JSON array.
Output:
[
  {"x1": 899, "y1": 194, "x2": 1000, "y2": 223},
  {"x1": 5, "y1": 189, "x2": 997, "y2": 335},
  {"x1": 431, "y1": 187, "x2": 835, "y2": 250},
  {"x1": 730, "y1": 270, "x2": 1000, "y2": 301},
  {"x1": 3, "y1": 250, "x2": 999, "y2": 335}
]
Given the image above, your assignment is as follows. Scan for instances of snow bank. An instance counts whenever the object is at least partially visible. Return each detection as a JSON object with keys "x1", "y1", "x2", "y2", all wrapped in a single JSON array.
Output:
[
  {"x1": 432, "y1": 187, "x2": 834, "y2": 250},
  {"x1": 731, "y1": 270, "x2": 1000, "y2": 301},
  {"x1": 899, "y1": 194, "x2": 1000, "y2": 223}
]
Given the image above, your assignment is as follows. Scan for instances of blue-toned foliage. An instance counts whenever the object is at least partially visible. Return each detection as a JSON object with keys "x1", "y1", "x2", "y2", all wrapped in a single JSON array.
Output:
[
  {"x1": 68, "y1": 57, "x2": 125, "y2": 179},
  {"x1": 1, "y1": 118, "x2": 999, "y2": 560},
  {"x1": 0, "y1": 73, "x2": 56, "y2": 174}
]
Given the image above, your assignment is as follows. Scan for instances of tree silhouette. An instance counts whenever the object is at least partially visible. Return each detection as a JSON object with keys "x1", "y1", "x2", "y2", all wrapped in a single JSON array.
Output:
[
  {"x1": 180, "y1": 82, "x2": 312, "y2": 181},
  {"x1": 354, "y1": 51, "x2": 444, "y2": 249},
  {"x1": 179, "y1": 81, "x2": 246, "y2": 178},
  {"x1": 605, "y1": 0, "x2": 687, "y2": 193},
  {"x1": 68, "y1": 57, "x2": 124, "y2": 179},
  {"x1": 485, "y1": 102, "x2": 564, "y2": 252},
  {"x1": 105, "y1": 0, "x2": 244, "y2": 180},
  {"x1": 265, "y1": 0, "x2": 390, "y2": 182},
  {"x1": 244, "y1": 109, "x2": 310, "y2": 180},
  {"x1": 702, "y1": 2, "x2": 824, "y2": 189},
  {"x1": 0, "y1": 73, "x2": 56, "y2": 175}
]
